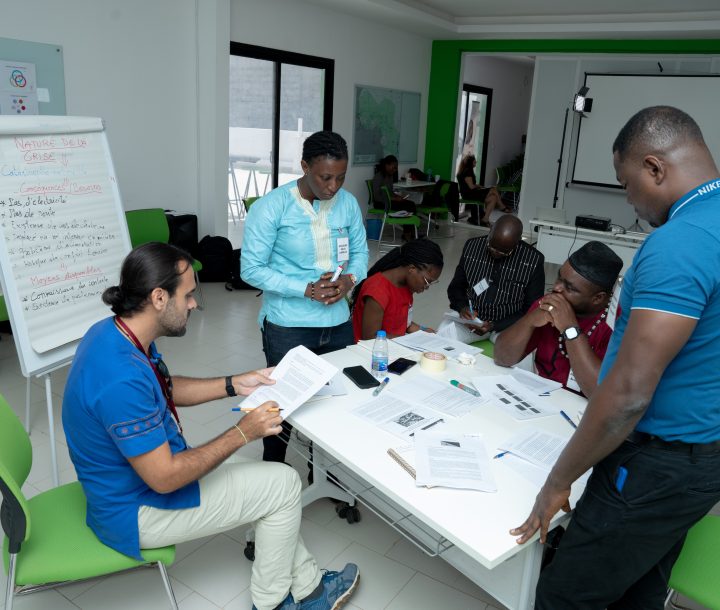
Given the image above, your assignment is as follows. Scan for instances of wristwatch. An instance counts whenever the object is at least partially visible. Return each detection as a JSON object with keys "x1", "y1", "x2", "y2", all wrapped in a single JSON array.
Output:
[
  {"x1": 225, "y1": 375, "x2": 237, "y2": 397},
  {"x1": 562, "y1": 326, "x2": 581, "y2": 341}
]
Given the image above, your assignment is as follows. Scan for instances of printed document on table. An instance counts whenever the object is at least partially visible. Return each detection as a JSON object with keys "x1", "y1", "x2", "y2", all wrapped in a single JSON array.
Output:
[
  {"x1": 471, "y1": 375, "x2": 559, "y2": 420},
  {"x1": 509, "y1": 367, "x2": 562, "y2": 395},
  {"x1": 353, "y1": 339, "x2": 417, "y2": 361},
  {"x1": 352, "y1": 394, "x2": 446, "y2": 440},
  {"x1": 498, "y1": 429, "x2": 568, "y2": 468},
  {"x1": 497, "y1": 429, "x2": 592, "y2": 488},
  {"x1": 240, "y1": 345, "x2": 337, "y2": 415},
  {"x1": 391, "y1": 376, "x2": 487, "y2": 418},
  {"x1": 414, "y1": 430, "x2": 497, "y2": 492},
  {"x1": 310, "y1": 372, "x2": 348, "y2": 399},
  {"x1": 392, "y1": 330, "x2": 482, "y2": 358}
]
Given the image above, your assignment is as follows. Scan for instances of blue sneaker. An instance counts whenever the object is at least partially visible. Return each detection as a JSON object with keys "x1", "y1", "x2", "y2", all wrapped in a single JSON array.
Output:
[
  {"x1": 252, "y1": 591, "x2": 295, "y2": 610},
  {"x1": 297, "y1": 563, "x2": 360, "y2": 609}
]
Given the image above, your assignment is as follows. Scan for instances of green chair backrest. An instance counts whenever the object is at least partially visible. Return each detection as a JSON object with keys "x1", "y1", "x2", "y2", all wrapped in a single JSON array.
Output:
[
  {"x1": 243, "y1": 196, "x2": 259, "y2": 211},
  {"x1": 0, "y1": 295, "x2": 8, "y2": 322},
  {"x1": 125, "y1": 208, "x2": 170, "y2": 248},
  {"x1": 379, "y1": 185, "x2": 395, "y2": 213},
  {"x1": 0, "y1": 394, "x2": 33, "y2": 545},
  {"x1": 366, "y1": 179, "x2": 375, "y2": 207}
]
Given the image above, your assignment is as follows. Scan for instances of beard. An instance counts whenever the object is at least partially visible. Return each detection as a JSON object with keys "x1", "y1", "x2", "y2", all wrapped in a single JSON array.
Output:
[{"x1": 161, "y1": 308, "x2": 190, "y2": 337}]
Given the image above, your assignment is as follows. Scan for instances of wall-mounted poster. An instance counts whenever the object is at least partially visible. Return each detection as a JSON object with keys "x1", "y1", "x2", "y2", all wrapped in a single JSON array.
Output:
[
  {"x1": 353, "y1": 85, "x2": 420, "y2": 165},
  {"x1": 0, "y1": 60, "x2": 39, "y2": 115}
]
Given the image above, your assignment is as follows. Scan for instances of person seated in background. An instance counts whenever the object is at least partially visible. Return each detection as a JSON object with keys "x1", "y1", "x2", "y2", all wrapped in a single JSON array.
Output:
[
  {"x1": 456, "y1": 154, "x2": 507, "y2": 227},
  {"x1": 351, "y1": 239, "x2": 443, "y2": 341},
  {"x1": 493, "y1": 241, "x2": 622, "y2": 397},
  {"x1": 372, "y1": 154, "x2": 416, "y2": 240},
  {"x1": 447, "y1": 215, "x2": 545, "y2": 340},
  {"x1": 62, "y1": 243, "x2": 360, "y2": 610}
]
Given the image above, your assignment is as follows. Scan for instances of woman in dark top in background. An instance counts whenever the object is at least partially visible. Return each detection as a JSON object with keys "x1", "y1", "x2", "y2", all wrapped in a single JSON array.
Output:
[
  {"x1": 456, "y1": 154, "x2": 506, "y2": 227},
  {"x1": 372, "y1": 155, "x2": 416, "y2": 240}
]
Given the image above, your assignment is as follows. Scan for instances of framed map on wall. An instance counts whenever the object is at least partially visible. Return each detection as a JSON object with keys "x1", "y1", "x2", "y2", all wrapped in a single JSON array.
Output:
[{"x1": 353, "y1": 85, "x2": 421, "y2": 165}]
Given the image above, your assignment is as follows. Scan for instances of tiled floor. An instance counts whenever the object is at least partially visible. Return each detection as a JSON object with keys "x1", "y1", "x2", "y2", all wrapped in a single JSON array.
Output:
[{"x1": 0, "y1": 216, "x2": 711, "y2": 610}]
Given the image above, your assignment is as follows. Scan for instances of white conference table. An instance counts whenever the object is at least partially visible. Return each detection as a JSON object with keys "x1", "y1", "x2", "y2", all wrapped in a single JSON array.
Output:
[{"x1": 289, "y1": 345, "x2": 588, "y2": 610}]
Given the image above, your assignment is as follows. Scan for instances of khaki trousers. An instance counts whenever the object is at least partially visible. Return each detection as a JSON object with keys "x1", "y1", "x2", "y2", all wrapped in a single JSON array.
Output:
[{"x1": 138, "y1": 456, "x2": 320, "y2": 610}]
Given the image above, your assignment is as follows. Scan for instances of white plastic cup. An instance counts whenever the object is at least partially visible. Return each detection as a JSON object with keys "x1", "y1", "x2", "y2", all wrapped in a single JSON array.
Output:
[{"x1": 434, "y1": 174, "x2": 440, "y2": 182}]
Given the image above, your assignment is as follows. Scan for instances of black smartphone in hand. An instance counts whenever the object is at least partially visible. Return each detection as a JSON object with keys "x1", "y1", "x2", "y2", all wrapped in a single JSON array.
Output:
[
  {"x1": 387, "y1": 357, "x2": 417, "y2": 375},
  {"x1": 343, "y1": 365, "x2": 380, "y2": 389}
]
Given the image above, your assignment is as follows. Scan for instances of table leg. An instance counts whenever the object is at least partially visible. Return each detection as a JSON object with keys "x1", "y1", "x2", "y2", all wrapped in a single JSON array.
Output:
[{"x1": 44, "y1": 373, "x2": 59, "y2": 487}]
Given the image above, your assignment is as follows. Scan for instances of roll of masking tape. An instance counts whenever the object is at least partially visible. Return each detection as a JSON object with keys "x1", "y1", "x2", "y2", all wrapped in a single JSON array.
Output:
[{"x1": 421, "y1": 351, "x2": 447, "y2": 372}]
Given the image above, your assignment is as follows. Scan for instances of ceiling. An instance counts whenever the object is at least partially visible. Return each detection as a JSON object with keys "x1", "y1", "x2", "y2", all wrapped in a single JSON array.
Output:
[{"x1": 303, "y1": 0, "x2": 720, "y2": 39}]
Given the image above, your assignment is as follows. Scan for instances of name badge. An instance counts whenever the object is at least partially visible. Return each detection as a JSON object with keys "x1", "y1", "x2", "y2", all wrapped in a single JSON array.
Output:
[
  {"x1": 473, "y1": 278, "x2": 490, "y2": 296},
  {"x1": 566, "y1": 368, "x2": 581, "y2": 393},
  {"x1": 337, "y1": 236, "x2": 349, "y2": 262}
]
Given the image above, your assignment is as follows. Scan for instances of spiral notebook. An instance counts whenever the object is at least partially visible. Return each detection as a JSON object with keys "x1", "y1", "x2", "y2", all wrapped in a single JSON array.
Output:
[{"x1": 387, "y1": 445, "x2": 433, "y2": 488}]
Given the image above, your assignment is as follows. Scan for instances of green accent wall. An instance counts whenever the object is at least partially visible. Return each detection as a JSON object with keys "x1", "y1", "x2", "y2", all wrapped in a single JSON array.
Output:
[{"x1": 425, "y1": 39, "x2": 720, "y2": 180}]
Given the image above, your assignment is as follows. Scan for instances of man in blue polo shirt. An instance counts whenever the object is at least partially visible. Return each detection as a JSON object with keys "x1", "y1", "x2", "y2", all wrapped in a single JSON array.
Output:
[
  {"x1": 511, "y1": 106, "x2": 720, "y2": 608},
  {"x1": 63, "y1": 242, "x2": 359, "y2": 610}
]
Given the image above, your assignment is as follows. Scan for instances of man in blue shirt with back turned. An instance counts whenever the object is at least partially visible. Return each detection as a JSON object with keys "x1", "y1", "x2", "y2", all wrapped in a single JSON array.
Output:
[{"x1": 511, "y1": 106, "x2": 720, "y2": 608}]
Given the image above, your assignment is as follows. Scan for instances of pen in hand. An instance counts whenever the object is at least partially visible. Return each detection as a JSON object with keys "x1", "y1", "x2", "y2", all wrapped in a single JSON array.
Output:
[
  {"x1": 330, "y1": 264, "x2": 344, "y2": 282},
  {"x1": 373, "y1": 377, "x2": 390, "y2": 397},
  {"x1": 232, "y1": 407, "x2": 283, "y2": 413},
  {"x1": 467, "y1": 298, "x2": 475, "y2": 319}
]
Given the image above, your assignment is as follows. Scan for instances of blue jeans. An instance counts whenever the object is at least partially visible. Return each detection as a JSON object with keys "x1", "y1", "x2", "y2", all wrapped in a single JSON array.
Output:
[
  {"x1": 260, "y1": 318, "x2": 354, "y2": 463},
  {"x1": 535, "y1": 437, "x2": 720, "y2": 609}
]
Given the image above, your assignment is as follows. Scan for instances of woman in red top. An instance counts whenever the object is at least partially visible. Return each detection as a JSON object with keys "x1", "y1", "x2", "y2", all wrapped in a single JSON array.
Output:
[{"x1": 351, "y1": 239, "x2": 444, "y2": 341}]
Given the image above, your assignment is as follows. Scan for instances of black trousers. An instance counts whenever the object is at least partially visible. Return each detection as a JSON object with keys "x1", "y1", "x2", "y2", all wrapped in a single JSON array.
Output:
[{"x1": 535, "y1": 438, "x2": 720, "y2": 609}]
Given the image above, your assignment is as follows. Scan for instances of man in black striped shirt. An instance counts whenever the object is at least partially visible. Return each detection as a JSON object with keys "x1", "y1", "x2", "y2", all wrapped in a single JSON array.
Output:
[{"x1": 447, "y1": 215, "x2": 545, "y2": 337}]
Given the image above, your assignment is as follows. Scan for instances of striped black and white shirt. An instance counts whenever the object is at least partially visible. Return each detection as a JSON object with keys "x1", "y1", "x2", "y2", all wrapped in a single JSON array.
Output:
[{"x1": 447, "y1": 236, "x2": 545, "y2": 332}]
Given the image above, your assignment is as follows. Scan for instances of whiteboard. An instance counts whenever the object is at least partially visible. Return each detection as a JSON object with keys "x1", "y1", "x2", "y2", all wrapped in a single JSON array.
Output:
[
  {"x1": 571, "y1": 74, "x2": 720, "y2": 188},
  {"x1": 0, "y1": 116, "x2": 131, "y2": 376}
]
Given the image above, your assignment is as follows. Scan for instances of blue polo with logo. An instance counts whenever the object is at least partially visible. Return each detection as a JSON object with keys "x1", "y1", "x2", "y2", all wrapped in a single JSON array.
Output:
[
  {"x1": 599, "y1": 179, "x2": 720, "y2": 442},
  {"x1": 63, "y1": 317, "x2": 200, "y2": 560}
]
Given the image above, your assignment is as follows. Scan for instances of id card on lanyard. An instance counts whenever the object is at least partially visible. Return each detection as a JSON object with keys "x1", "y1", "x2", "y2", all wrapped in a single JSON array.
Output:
[{"x1": 337, "y1": 229, "x2": 349, "y2": 262}]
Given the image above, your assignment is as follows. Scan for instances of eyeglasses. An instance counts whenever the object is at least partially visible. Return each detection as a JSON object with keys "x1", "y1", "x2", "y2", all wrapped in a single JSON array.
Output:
[
  {"x1": 488, "y1": 244, "x2": 515, "y2": 258},
  {"x1": 422, "y1": 274, "x2": 440, "y2": 288}
]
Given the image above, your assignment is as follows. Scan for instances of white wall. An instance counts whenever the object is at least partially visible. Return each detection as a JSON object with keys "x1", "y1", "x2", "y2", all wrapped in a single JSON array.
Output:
[
  {"x1": 229, "y1": 0, "x2": 432, "y2": 213},
  {"x1": 461, "y1": 56, "x2": 534, "y2": 186},
  {"x1": 2, "y1": 0, "x2": 432, "y2": 239},
  {"x1": 521, "y1": 54, "x2": 720, "y2": 232},
  {"x1": 2, "y1": 0, "x2": 202, "y2": 220}
]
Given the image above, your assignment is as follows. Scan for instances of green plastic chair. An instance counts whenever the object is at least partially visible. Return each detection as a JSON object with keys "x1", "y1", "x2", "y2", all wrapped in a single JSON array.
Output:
[
  {"x1": 417, "y1": 182, "x2": 454, "y2": 237},
  {"x1": 243, "y1": 196, "x2": 260, "y2": 213},
  {"x1": 0, "y1": 295, "x2": 8, "y2": 323},
  {"x1": 0, "y1": 394, "x2": 178, "y2": 610},
  {"x1": 495, "y1": 164, "x2": 522, "y2": 211},
  {"x1": 125, "y1": 208, "x2": 204, "y2": 309},
  {"x1": 376, "y1": 185, "x2": 420, "y2": 258},
  {"x1": 666, "y1": 515, "x2": 720, "y2": 609},
  {"x1": 470, "y1": 338, "x2": 494, "y2": 359}
]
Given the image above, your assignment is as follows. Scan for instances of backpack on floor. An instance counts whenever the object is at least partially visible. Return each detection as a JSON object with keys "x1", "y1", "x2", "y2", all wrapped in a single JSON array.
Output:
[
  {"x1": 197, "y1": 235, "x2": 233, "y2": 282},
  {"x1": 225, "y1": 249, "x2": 259, "y2": 291}
]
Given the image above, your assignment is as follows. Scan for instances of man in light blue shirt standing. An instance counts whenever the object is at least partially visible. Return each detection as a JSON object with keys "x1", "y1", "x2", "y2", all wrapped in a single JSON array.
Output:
[{"x1": 242, "y1": 131, "x2": 368, "y2": 464}]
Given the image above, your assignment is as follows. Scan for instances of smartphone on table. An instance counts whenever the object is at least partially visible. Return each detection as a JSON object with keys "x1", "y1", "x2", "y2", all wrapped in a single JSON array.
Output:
[
  {"x1": 387, "y1": 357, "x2": 417, "y2": 375},
  {"x1": 343, "y1": 365, "x2": 380, "y2": 389}
]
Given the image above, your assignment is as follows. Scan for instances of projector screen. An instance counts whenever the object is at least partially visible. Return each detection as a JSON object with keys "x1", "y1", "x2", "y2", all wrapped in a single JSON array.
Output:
[{"x1": 571, "y1": 74, "x2": 720, "y2": 188}]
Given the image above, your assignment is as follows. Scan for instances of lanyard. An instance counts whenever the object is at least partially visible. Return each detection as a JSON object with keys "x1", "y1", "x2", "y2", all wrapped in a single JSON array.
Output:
[{"x1": 114, "y1": 316, "x2": 182, "y2": 432}]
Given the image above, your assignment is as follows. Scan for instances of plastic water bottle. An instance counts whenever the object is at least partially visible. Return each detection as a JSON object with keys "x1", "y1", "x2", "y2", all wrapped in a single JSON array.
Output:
[
  {"x1": 427, "y1": 167, "x2": 433, "y2": 181},
  {"x1": 371, "y1": 330, "x2": 389, "y2": 379}
]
